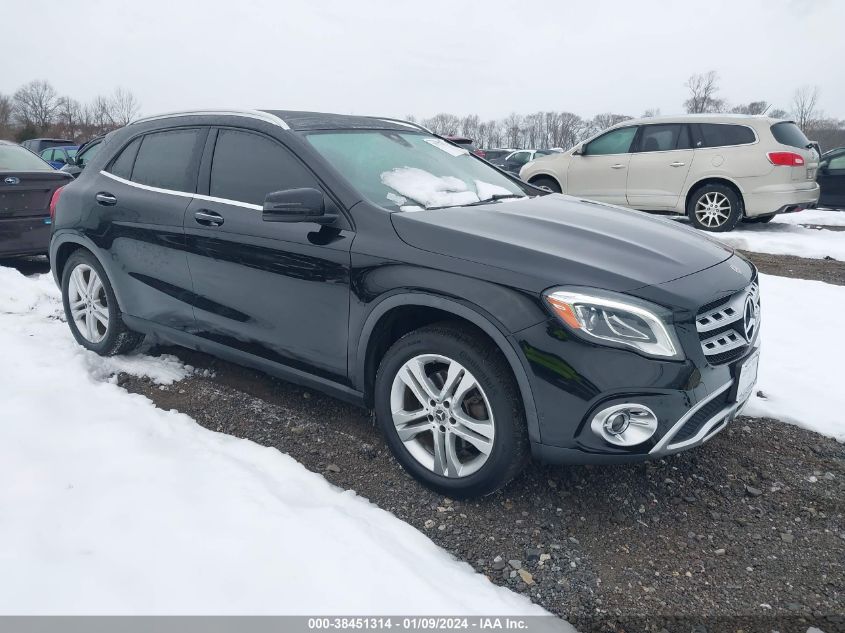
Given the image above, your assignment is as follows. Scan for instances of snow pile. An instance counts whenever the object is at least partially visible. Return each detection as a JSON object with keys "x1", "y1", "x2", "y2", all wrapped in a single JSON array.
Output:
[
  {"x1": 745, "y1": 274, "x2": 845, "y2": 442},
  {"x1": 710, "y1": 222, "x2": 845, "y2": 261},
  {"x1": 773, "y1": 208, "x2": 845, "y2": 226},
  {"x1": 0, "y1": 266, "x2": 548, "y2": 617},
  {"x1": 381, "y1": 167, "x2": 517, "y2": 210}
]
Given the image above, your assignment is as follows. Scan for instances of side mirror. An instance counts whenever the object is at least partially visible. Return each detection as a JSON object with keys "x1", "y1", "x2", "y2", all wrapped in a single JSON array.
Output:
[
  {"x1": 572, "y1": 144, "x2": 584, "y2": 156},
  {"x1": 262, "y1": 188, "x2": 336, "y2": 224},
  {"x1": 65, "y1": 156, "x2": 77, "y2": 166}
]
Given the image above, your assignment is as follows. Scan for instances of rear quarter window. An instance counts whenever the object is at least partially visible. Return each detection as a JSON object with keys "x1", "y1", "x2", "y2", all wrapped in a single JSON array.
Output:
[
  {"x1": 770, "y1": 122, "x2": 811, "y2": 149},
  {"x1": 697, "y1": 124, "x2": 756, "y2": 148},
  {"x1": 131, "y1": 129, "x2": 202, "y2": 192},
  {"x1": 107, "y1": 137, "x2": 142, "y2": 180}
]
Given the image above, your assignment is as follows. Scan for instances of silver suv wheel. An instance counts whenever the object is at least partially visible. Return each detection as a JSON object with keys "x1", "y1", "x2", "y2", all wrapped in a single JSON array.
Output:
[
  {"x1": 389, "y1": 354, "x2": 495, "y2": 478},
  {"x1": 67, "y1": 263, "x2": 109, "y2": 343},
  {"x1": 694, "y1": 191, "x2": 732, "y2": 228}
]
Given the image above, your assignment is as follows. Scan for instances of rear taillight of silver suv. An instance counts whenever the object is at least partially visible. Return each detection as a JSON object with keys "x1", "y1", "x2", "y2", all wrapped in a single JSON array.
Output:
[{"x1": 767, "y1": 151, "x2": 805, "y2": 166}]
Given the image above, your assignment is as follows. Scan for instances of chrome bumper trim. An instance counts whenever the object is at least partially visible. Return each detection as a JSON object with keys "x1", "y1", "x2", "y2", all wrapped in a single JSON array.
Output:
[{"x1": 649, "y1": 380, "x2": 734, "y2": 456}]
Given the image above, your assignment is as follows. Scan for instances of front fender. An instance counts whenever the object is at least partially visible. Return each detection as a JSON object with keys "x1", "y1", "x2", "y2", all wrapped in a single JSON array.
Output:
[{"x1": 353, "y1": 292, "x2": 543, "y2": 444}]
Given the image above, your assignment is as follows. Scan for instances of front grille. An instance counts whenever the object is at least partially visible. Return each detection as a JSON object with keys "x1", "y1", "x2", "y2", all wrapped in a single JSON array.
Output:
[
  {"x1": 671, "y1": 391, "x2": 731, "y2": 444},
  {"x1": 695, "y1": 282, "x2": 760, "y2": 365}
]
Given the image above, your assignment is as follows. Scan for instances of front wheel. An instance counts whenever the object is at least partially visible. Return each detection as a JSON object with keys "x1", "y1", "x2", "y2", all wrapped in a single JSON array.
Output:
[
  {"x1": 374, "y1": 323, "x2": 529, "y2": 498},
  {"x1": 61, "y1": 250, "x2": 144, "y2": 356},
  {"x1": 687, "y1": 184, "x2": 743, "y2": 232}
]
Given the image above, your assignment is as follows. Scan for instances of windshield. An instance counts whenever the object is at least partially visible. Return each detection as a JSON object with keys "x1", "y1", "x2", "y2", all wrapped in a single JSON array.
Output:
[
  {"x1": 306, "y1": 130, "x2": 527, "y2": 210},
  {"x1": 0, "y1": 145, "x2": 55, "y2": 172}
]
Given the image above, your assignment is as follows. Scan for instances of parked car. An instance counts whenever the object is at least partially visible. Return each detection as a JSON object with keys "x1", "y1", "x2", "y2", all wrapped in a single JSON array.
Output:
[
  {"x1": 520, "y1": 114, "x2": 820, "y2": 231},
  {"x1": 482, "y1": 148, "x2": 515, "y2": 162},
  {"x1": 20, "y1": 138, "x2": 75, "y2": 154},
  {"x1": 50, "y1": 109, "x2": 759, "y2": 498},
  {"x1": 0, "y1": 140, "x2": 72, "y2": 257},
  {"x1": 443, "y1": 136, "x2": 485, "y2": 158},
  {"x1": 494, "y1": 149, "x2": 559, "y2": 174},
  {"x1": 60, "y1": 136, "x2": 105, "y2": 178},
  {"x1": 40, "y1": 145, "x2": 78, "y2": 169},
  {"x1": 818, "y1": 147, "x2": 845, "y2": 209}
]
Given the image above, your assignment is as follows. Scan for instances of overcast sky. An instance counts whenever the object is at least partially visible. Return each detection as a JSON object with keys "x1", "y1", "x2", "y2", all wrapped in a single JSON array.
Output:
[{"x1": 3, "y1": 0, "x2": 843, "y2": 121}]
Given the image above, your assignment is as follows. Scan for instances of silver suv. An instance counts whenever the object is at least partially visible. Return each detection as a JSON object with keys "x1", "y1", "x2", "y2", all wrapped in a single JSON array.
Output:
[{"x1": 520, "y1": 114, "x2": 820, "y2": 231}]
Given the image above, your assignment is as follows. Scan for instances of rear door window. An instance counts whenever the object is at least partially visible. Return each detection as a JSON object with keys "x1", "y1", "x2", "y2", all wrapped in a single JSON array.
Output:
[
  {"x1": 108, "y1": 137, "x2": 142, "y2": 180},
  {"x1": 131, "y1": 129, "x2": 202, "y2": 192},
  {"x1": 585, "y1": 127, "x2": 638, "y2": 155},
  {"x1": 696, "y1": 124, "x2": 756, "y2": 148},
  {"x1": 770, "y1": 122, "x2": 811, "y2": 149},
  {"x1": 209, "y1": 129, "x2": 318, "y2": 206}
]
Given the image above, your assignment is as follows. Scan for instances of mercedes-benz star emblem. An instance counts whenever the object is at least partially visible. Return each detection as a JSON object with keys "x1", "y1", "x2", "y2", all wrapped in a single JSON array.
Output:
[{"x1": 743, "y1": 294, "x2": 758, "y2": 340}]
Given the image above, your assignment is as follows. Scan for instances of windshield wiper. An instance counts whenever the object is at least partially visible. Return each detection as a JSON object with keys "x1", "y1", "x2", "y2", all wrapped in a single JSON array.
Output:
[{"x1": 459, "y1": 194, "x2": 525, "y2": 207}]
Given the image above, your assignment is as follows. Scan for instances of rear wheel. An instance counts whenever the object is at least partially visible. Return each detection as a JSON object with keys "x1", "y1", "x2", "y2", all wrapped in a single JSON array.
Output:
[
  {"x1": 530, "y1": 176, "x2": 562, "y2": 193},
  {"x1": 374, "y1": 323, "x2": 528, "y2": 498},
  {"x1": 687, "y1": 184, "x2": 742, "y2": 232},
  {"x1": 61, "y1": 250, "x2": 144, "y2": 356}
]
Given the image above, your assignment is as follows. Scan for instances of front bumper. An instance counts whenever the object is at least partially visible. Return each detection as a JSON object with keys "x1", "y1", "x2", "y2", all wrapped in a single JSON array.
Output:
[{"x1": 519, "y1": 256, "x2": 760, "y2": 465}]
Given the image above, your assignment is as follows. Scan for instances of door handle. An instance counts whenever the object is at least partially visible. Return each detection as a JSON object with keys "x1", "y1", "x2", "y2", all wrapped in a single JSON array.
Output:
[
  {"x1": 669, "y1": 161, "x2": 686, "y2": 167},
  {"x1": 95, "y1": 192, "x2": 117, "y2": 206},
  {"x1": 194, "y1": 210, "x2": 224, "y2": 227},
  {"x1": 611, "y1": 164, "x2": 626, "y2": 169}
]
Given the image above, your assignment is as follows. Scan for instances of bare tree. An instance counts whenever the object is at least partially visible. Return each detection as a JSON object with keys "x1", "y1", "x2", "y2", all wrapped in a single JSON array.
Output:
[
  {"x1": 54, "y1": 96, "x2": 83, "y2": 139},
  {"x1": 109, "y1": 87, "x2": 140, "y2": 126},
  {"x1": 641, "y1": 108, "x2": 661, "y2": 118},
  {"x1": 13, "y1": 80, "x2": 60, "y2": 131},
  {"x1": 0, "y1": 93, "x2": 13, "y2": 140},
  {"x1": 792, "y1": 86, "x2": 819, "y2": 131},
  {"x1": 730, "y1": 101, "x2": 769, "y2": 115},
  {"x1": 684, "y1": 71, "x2": 725, "y2": 114}
]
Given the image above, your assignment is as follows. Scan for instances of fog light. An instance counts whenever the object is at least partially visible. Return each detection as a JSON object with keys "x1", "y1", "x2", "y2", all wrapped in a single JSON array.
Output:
[{"x1": 591, "y1": 404, "x2": 658, "y2": 447}]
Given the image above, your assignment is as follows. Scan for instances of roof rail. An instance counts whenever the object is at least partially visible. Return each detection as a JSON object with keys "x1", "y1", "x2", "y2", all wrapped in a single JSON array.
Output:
[
  {"x1": 130, "y1": 109, "x2": 289, "y2": 130},
  {"x1": 375, "y1": 117, "x2": 433, "y2": 134}
]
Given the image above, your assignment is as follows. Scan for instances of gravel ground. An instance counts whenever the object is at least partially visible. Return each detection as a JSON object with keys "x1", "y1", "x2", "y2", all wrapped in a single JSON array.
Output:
[{"x1": 119, "y1": 347, "x2": 845, "y2": 632}]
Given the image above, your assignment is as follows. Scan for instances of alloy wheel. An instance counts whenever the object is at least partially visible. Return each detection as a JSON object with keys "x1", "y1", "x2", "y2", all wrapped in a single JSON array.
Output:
[
  {"x1": 389, "y1": 354, "x2": 495, "y2": 478},
  {"x1": 68, "y1": 264, "x2": 109, "y2": 343},
  {"x1": 694, "y1": 191, "x2": 732, "y2": 228}
]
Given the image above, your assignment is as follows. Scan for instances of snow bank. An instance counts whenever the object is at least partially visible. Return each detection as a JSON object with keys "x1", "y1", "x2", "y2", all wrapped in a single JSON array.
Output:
[
  {"x1": 0, "y1": 266, "x2": 548, "y2": 617},
  {"x1": 747, "y1": 274, "x2": 845, "y2": 442},
  {"x1": 773, "y1": 208, "x2": 845, "y2": 227},
  {"x1": 713, "y1": 222, "x2": 845, "y2": 261}
]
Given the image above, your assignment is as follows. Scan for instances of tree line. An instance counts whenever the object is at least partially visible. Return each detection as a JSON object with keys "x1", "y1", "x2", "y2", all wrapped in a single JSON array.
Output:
[
  {"x1": 0, "y1": 80, "x2": 140, "y2": 143},
  {"x1": 2, "y1": 72, "x2": 843, "y2": 151},
  {"x1": 409, "y1": 72, "x2": 845, "y2": 151}
]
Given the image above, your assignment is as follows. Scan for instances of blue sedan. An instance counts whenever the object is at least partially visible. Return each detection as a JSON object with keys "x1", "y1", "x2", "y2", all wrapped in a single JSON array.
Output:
[{"x1": 40, "y1": 145, "x2": 78, "y2": 169}]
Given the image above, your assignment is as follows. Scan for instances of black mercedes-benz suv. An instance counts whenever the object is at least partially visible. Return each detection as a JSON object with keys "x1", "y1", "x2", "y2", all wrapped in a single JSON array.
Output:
[{"x1": 49, "y1": 109, "x2": 761, "y2": 497}]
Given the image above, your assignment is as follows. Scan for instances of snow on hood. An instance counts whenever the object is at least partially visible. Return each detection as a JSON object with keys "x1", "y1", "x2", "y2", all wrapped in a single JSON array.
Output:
[{"x1": 380, "y1": 167, "x2": 516, "y2": 210}]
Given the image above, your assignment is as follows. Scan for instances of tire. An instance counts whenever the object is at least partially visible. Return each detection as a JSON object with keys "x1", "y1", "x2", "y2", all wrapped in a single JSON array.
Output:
[
  {"x1": 744, "y1": 214, "x2": 775, "y2": 224},
  {"x1": 686, "y1": 183, "x2": 743, "y2": 232},
  {"x1": 374, "y1": 322, "x2": 529, "y2": 498},
  {"x1": 61, "y1": 250, "x2": 144, "y2": 356},
  {"x1": 530, "y1": 176, "x2": 562, "y2": 193}
]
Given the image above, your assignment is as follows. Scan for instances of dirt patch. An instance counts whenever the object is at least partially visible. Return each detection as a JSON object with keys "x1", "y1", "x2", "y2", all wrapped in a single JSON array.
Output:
[
  {"x1": 739, "y1": 250, "x2": 845, "y2": 286},
  {"x1": 120, "y1": 348, "x2": 845, "y2": 632}
]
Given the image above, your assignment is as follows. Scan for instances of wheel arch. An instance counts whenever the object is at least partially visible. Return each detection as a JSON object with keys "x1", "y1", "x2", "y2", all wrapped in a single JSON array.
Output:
[
  {"x1": 354, "y1": 293, "x2": 541, "y2": 444},
  {"x1": 684, "y1": 177, "x2": 745, "y2": 216},
  {"x1": 526, "y1": 172, "x2": 563, "y2": 191},
  {"x1": 50, "y1": 233, "x2": 128, "y2": 309}
]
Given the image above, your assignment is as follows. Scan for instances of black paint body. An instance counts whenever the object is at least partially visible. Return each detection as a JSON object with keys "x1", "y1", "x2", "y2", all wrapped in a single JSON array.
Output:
[{"x1": 50, "y1": 111, "x2": 757, "y2": 463}]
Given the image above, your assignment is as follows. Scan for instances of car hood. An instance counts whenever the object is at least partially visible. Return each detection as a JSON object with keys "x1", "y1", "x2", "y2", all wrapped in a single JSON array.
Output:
[{"x1": 390, "y1": 194, "x2": 733, "y2": 293}]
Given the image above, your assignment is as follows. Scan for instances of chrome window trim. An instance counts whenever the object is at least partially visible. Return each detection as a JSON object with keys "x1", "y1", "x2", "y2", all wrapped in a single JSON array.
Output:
[
  {"x1": 100, "y1": 171, "x2": 263, "y2": 210},
  {"x1": 649, "y1": 380, "x2": 733, "y2": 455},
  {"x1": 130, "y1": 109, "x2": 290, "y2": 130}
]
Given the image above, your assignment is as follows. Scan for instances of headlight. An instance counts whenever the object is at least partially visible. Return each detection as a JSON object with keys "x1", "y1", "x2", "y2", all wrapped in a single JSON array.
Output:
[{"x1": 544, "y1": 288, "x2": 682, "y2": 359}]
